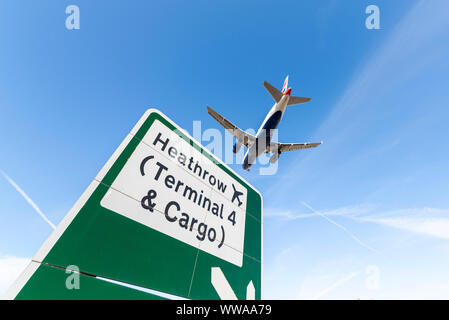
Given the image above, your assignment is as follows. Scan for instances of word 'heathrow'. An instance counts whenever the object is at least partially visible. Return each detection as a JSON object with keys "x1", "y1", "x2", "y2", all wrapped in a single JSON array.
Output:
[{"x1": 152, "y1": 132, "x2": 228, "y2": 194}]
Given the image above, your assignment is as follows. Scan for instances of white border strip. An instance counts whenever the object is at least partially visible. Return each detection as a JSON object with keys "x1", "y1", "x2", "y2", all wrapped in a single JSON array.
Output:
[
  {"x1": 97, "y1": 277, "x2": 189, "y2": 300},
  {"x1": 3, "y1": 261, "x2": 40, "y2": 300}
]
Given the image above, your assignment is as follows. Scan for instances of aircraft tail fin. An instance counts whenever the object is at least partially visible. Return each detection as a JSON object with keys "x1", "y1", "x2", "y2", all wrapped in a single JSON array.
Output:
[
  {"x1": 281, "y1": 75, "x2": 289, "y2": 94},
  {"x1": 264, "y1": 76, "x2": 310, "y2": 105}
]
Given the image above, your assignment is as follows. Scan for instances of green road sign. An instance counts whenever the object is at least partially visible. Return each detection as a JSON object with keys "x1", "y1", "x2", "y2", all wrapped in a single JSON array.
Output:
[{"x1": 5, "y1": 109, "x2": 262, "y2": 300}]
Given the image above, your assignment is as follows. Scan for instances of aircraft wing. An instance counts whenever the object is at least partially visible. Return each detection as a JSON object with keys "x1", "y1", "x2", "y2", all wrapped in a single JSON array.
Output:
[
  {"x1": 207, "y1": 106, "x2": 256, "y2": 148},
  {"x1": 270, "y1": 141, "x2": 323, "y2": 152}
]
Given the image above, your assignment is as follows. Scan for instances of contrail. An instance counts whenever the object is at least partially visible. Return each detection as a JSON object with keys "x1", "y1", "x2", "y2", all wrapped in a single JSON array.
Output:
[
  {"x1": 1, "y1": 170, "x2": 56, "y2": 230},
  {"x1": 313, "y1": 270, "x2": 362, "y2": 300},
  {"x1": 301, "y1": 201, "x2": 381, "y2": 255}
]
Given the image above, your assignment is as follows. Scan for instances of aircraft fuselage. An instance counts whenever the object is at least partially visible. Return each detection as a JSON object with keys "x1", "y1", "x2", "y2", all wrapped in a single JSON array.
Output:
[{"x1": 242, "y1": 94, "x2": 290, "y2": 170}]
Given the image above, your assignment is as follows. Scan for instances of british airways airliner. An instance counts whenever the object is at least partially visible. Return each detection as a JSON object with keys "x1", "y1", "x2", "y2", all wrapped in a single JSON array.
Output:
[{"x1": 207, "y1": 76, "x2": 322, "y2": 171}]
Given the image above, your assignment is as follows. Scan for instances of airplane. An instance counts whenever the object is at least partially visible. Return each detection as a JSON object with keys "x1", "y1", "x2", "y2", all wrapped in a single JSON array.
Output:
[{"x1": 207, "y1": 76, "x2": 322, "y2": 171}]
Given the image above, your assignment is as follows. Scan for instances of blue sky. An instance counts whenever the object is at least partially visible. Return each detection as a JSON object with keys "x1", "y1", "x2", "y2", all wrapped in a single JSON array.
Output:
[{"x1": 1, "y1": 0, "x2": 449, "y2": 299}]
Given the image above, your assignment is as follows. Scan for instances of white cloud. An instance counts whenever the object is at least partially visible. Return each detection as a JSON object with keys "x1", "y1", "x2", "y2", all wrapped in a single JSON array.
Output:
[
  {"x1": 267, "y1": 203, "x2": 449, "y2": 241},
  {"x1": 301, "y1": 201, "x2": 382, "y2": 255},
  {"x1": 311, "y1": 270, "x2": 362, "y2": 300},
  {"x1": 361, "y1": 208, "x2": 449, "y2": 240},
  {"x1": 0, "y1": 256, "x2": 30, "y2": 297},
  {"x1": 264, "y1": 204, "x2": 372, "y2": 220}
]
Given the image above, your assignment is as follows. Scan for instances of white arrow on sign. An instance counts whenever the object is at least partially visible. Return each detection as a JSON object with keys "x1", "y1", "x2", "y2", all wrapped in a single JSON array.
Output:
[
  {"x1": 211, "y1": 267, "x2": 255, "y2": 300},
  {"x1": 246, "y1": 280, "x2": 255, "y2": 300}
]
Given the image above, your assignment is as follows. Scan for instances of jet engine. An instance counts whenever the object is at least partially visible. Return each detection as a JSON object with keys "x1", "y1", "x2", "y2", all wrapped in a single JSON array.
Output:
[
  {"x1": 233, "y1": 141, "x2": 242, "y2": 154},
  {"x1": 270, "y1": 152, "x2": 281, "y2": 164}
]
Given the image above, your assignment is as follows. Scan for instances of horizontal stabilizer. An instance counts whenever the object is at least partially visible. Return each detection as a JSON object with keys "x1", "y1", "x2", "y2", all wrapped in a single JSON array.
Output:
[
  {"x1": 287, "y1": 96, "x2": 311, "y2": 106},
  {"x1": 263, "y1": 81, "x2": 282, "y2": 102}
]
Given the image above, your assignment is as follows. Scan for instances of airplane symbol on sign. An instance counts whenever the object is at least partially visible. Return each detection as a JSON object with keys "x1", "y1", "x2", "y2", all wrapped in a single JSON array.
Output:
[{"x1": 231, "y1": 183, "x2": 243, "y2": 207}]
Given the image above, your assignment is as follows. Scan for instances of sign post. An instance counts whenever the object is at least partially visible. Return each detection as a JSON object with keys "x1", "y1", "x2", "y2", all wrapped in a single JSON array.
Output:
[{"x1": 5, "y1": 109, "x2": 262, "y2": 300}]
